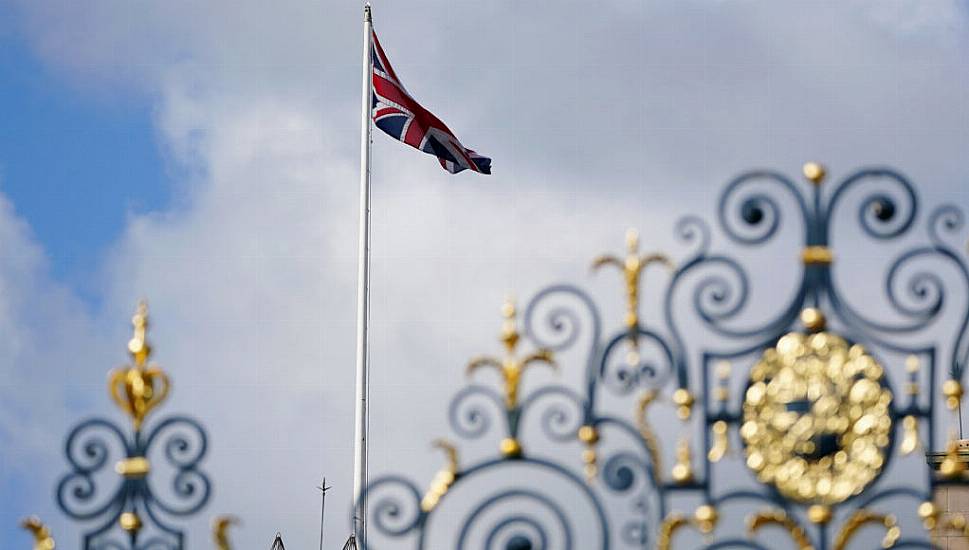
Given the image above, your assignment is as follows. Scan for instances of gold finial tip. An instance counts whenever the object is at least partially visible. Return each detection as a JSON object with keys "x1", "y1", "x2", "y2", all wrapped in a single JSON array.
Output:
[
  {"x1": 501, "y1": 297, "x2": 516, "y2": 319},
  {"x1": 128, "y1": 299, "x2": 153, "y2": 364},
  {"x1": 500, "y1": 296, "x2": 520, "y2": 351},
  {"x1": 803, "y1": 162, "x2": 826, "y2": 184},
  {"x1": 625, "y1": 228, "x2": 639, "y2": 250},
  {"x1": 133, "y1": 300, "x2": 148, "y2": 321},
  {"x1": 110, "y1": 299, "x2": 170, "y2": 428}
]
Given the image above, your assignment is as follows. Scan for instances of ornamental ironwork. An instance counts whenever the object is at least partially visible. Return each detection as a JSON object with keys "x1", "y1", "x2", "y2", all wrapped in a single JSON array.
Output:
[
  {"x1": 356, "y1": 163, "x2": 969, "y2": 549},
  {"x1": 55, "y1": 302, "x2": 212, "y2": 549}
]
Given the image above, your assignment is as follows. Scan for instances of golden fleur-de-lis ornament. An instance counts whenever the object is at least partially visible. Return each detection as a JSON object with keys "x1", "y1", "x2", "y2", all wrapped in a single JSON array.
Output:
[
  {"x1": 467, "y1": 298, "x2": 556, "y2": 458},
  {"x1": 592, "y1": 228, "x2": 674, "y2": 343},
  {"x1": 108, "y1": 301, "x2": 170, "y2": 431},
  {"x1": 467, "y1": 298, "x2": 556, "y2": 411}
]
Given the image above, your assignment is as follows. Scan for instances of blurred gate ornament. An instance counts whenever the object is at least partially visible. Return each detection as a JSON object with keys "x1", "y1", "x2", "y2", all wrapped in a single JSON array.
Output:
[
  {"x1": 357, "y1": 163, "x2": 969, "y2": 549},
  {"x1": 54, "y1": 302, "x2": 214, "y2": 549},
  {"x1": 21, "y1": 517, "x2": 56, "y2": 550},
  {"x1": 740, "y1": 327, "x2": 893, "y2": 507}
]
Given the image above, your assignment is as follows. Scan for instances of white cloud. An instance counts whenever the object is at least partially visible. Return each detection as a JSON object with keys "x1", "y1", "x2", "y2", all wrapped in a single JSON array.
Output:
[{"x1": 0, "y1": 190, "x2": 106, "y2": 535}]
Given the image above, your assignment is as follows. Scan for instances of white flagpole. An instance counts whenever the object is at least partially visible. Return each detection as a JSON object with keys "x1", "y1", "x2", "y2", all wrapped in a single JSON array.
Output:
[{"x1": 353, "y1": 2, "x2": 374, "y2": 543}]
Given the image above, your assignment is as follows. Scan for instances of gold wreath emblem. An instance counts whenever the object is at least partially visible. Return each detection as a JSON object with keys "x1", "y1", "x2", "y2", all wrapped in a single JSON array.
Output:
[{"x1": 741, "y1": 331, "x2": 892, "y2": 505}]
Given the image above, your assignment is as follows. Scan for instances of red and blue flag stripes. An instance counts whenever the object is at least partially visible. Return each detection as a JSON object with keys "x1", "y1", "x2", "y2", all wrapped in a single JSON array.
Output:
[{"x1": 370, "y1": 28, "x2": 491, "y2": 175}]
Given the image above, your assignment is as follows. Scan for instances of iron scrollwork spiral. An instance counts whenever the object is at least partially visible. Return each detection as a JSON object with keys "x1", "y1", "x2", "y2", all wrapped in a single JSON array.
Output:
[
  {"x1": 55, "y1": 303, "x2": 212, "y2": 549},
  {"x1": 57, "y1": 417, "x2": 211, "y2": 550},
  {"x1": 360, "y1": 457, "x2": 610, "y2": 550},
  {"x1": 57, "y1": 414, "x2": 211, "y2": 549},
  {"x1": 358, "y1": 164, "x2": 969, "y2": 549}
]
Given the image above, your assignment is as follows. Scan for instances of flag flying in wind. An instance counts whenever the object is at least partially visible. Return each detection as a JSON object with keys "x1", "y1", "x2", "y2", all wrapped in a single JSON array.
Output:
[{"x1": 370, "y1": 28, "x2": 491, "y2": 175}]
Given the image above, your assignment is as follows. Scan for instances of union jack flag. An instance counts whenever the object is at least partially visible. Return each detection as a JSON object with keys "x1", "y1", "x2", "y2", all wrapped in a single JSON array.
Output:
[{"x1": 370, "y1": 28, "x2": 491, "y2": 175}]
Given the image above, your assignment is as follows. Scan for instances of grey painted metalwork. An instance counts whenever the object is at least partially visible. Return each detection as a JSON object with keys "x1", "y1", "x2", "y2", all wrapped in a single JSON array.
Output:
[
  {"x1": 56, "y1": 415, "x2": 211, "y2": 549},
  {"x1": 357, "y1": 165, "x2": 969, "y2": 549}
]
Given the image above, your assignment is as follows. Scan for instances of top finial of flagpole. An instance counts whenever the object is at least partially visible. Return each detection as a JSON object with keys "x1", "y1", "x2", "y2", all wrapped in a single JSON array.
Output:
[{"x1": 364, "y1": 3, "x2": 372, "y2": 22}]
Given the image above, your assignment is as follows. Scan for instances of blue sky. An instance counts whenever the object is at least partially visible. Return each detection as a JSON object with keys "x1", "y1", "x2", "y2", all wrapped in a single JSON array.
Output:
[
  {"x1": 0, "y1": 7, "x2": 175, "y2": 542},
  {"x1": 0, "y1": 23, "x2": 168, "y2": 306}
]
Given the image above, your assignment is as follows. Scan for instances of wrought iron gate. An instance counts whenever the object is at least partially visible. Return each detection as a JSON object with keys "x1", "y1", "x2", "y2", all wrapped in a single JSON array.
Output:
[{"x1": 357, "y1": 163, "x2": 969, "y2": 549}]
